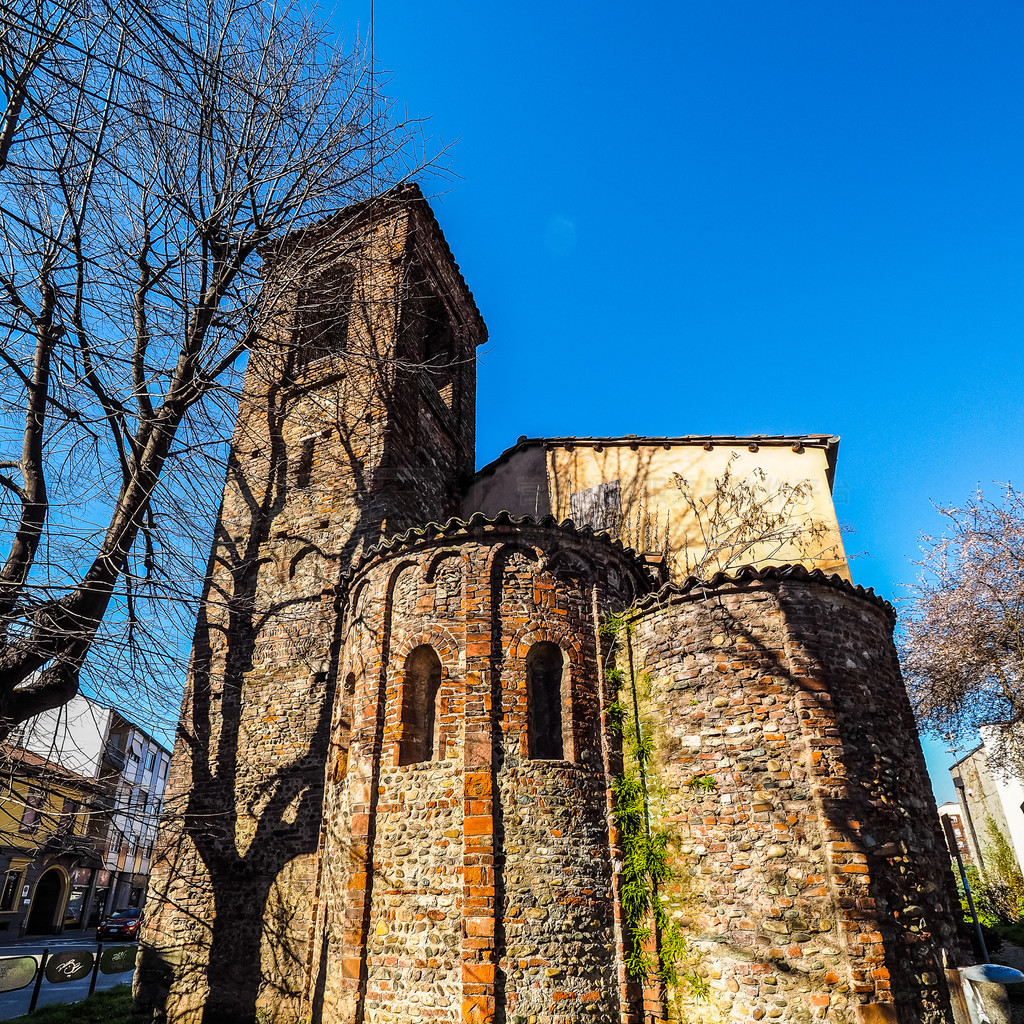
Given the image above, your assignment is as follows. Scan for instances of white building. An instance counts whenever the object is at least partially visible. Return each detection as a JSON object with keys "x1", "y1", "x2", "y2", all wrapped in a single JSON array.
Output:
[
  {"x1": 10, "y1": 694, "x2": 171, "y2": 925},
  {"x1": 949, "y1": 725, "x2": 1024, "y2": 880}
]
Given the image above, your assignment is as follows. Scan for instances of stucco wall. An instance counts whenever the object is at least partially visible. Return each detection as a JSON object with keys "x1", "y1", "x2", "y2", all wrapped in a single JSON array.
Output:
[{"x1": 464, "y1": 439, "x2": 849, "y2": 581}]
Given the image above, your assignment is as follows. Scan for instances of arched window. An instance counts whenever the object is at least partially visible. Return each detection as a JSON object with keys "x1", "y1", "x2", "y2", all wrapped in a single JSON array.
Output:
[
  {"x1": 335, "y1": 672, "x2": 356, "y2": 782},
  {"x1": 527, "y1": 642, "x2": 566, "y2": 760},
  {"x1": 399, "y1": 646, "x2": 441, "y2": 765}
]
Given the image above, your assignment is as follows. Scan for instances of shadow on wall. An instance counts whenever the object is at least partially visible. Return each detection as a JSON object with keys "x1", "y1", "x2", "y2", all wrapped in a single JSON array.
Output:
[
  {"x1": 625, "y1": 582, "x2": 968, "y2": 1023},
  {"x1": 133, "y1": 327, "x2": 421, "y2": 1024}
]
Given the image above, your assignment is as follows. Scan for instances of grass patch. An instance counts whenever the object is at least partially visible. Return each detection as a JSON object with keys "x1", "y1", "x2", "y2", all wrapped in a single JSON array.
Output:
[
  {"x1": 9, "y1": 984, "x2": 131, "y2": 1024},
  {"x1": 990, "y1": 920, "x2": 1024, "y2": 949}
]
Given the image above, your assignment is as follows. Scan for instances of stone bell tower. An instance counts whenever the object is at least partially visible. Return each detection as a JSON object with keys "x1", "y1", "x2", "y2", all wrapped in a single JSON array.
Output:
[{"x1": 137, "y1": 186, "x2": 487, "y2": 1024}]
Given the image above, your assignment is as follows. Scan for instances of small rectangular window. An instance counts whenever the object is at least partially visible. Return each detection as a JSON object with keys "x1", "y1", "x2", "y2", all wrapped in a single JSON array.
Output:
[{"x1": 19, "y1": 789, "x2": 44, "y2": 833}]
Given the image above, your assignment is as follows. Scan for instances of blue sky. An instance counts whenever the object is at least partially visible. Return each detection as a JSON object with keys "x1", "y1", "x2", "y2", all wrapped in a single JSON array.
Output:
[{"x1": 347, "y1": 0, "x2": 1024, "y2": 800}]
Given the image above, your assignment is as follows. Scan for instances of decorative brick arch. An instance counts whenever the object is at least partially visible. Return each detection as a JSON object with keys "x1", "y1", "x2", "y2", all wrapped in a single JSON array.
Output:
[
  {"x1": 504, "y1": 626, "x2": 586, "y2": 763},
  {"x1": 381, "y1": 558, "x2": 423, "y2": 654},
  {"x1": 541, "y1": 548, "x2": 597, "y2": 586},
  {"x1": 483, "y1": 539, "x2": 543, "y2": 578},
  {"x1": 336, "y1": 652, "x2": 367, "y2": 730},
  {"x1": 340, "y1": 652, "x2": 366, "y2": 685},
  {"x1": 389, "y1": 628, "x2": 461, "y2": 767},
  {"x1": 328, "y1": 659, "x2": 361, "y2": 785},
  {"x1": 423, "y1": 547, "x2": 465, "y2": 583},
  {"x1": 391, "y1": 627, "x2": 460, "y2": 670},
  {"x1": 512, "y1": 626, "x2": 584, "y2": 663}
]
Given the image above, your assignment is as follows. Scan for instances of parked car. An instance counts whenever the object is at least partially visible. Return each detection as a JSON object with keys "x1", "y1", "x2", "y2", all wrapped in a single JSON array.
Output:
[{"x1": 96, "y1": 907, "x2": 142, "y2": 941}]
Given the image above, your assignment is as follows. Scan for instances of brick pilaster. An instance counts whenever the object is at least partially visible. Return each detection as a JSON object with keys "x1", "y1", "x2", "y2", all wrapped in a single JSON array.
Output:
[{"x1": 462, "y1": 661, "x2": 498, "y2": 1023}]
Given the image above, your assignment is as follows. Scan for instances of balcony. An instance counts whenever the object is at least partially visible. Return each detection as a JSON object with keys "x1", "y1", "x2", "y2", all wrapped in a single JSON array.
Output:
[{"x1": 42, "y1": 829, "x2": 104, "y2": 862}]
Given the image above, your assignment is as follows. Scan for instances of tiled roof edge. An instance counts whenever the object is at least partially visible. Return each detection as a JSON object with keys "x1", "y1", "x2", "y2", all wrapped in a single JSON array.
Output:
[
  {"x1": 629, "y1": 562, "x2": 894, "y2": 620},
  {"x1": 344, "y1": 511, "x2": 647, "y2": 583},
  {"x1": 473, "y1": 434, "x2": 841, "y2": 484}
]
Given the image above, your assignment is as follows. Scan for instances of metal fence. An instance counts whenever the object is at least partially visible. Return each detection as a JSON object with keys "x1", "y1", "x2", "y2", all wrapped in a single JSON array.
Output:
[{"x1": 0, "y1": 943, "x2": 137, "y2": 1013}]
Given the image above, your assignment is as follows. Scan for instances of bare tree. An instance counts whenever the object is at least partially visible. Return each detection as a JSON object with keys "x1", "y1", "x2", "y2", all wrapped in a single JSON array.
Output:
[
  {"x1": 0, "y1": 0, "x2": 418, "y2": 736},
  {"x1": 901, "y1": 485, "x2": 1024, "y2": 768},
  {"x1": 670, "y1": 452, "x2": 834, "y2": 578}
]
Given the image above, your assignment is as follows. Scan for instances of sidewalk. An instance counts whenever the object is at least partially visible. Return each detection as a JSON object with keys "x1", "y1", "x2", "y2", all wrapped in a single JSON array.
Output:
[
  {"x1": 0, "y1": 931, "x2": 96, "y2": 951},
  {"x1": 997, "y1": 940, "x2": 1024, "y2": 972}
]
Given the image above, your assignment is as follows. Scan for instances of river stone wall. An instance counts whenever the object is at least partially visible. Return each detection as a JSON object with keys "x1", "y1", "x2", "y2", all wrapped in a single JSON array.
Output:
[
  {"x1": 627, "y1": 570, "x2": 970, "y2": 1024},
  {"x1": 304, "y1": 516, "x2": 648, "y2": 1024}
]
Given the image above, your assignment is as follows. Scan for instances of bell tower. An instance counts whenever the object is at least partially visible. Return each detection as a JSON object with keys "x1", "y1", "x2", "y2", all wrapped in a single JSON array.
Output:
[{"x1": 138, "y1": 186, "x2": 486, "y2": 1024}]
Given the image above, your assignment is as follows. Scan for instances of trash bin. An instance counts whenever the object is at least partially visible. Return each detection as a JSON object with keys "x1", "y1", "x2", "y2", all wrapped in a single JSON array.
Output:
[{"x1": 959, "y1": 963, "x2": 1024, "y2": 1024}]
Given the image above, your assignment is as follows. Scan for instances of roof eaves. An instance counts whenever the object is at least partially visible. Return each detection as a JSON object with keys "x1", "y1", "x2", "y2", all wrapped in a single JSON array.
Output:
[
  {"x1": 473, "y1": 434, "x2": 842, "y2": 484},
  {"x1": 949, "y1": 743, "x2": 986, "y2": 771},
  {"x1": 341, "y1": 511, "x2": 649, "y2": 587},
  {"x1": 627, "y1": 562, "x2": 893, "y2": 620}
]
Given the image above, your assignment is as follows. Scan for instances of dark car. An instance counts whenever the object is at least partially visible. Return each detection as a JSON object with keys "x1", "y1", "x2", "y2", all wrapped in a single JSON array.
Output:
[{"x1": 95, "y1": 907, "x2": 142, "y2": 941}]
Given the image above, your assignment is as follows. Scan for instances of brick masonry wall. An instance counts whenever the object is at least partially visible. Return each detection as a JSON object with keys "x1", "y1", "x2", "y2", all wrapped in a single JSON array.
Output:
[
  {"x1": 627, "y1": 574, "x2": 970, "y2": 1024},
  {"x1": 304, "y1": 517, "x2": 648, "y2": 1024},
  {"x1": 137, "y1": 192, "x2": 485, "y2": 1024}
]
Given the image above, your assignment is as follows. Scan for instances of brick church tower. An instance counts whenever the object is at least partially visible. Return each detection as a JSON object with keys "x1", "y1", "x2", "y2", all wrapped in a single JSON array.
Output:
[
  {"x1": 138, "y1": 188, "x2": 969, "y2": 1024},
  {"x1": 138, "y1": 187, "x2": 487, "y2": 1023}
]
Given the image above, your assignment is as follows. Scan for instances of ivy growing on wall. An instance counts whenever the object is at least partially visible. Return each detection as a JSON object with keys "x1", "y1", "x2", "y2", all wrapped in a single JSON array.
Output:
[{"x1": 601, "y1": 613, "x2": 696, "y2": 993}]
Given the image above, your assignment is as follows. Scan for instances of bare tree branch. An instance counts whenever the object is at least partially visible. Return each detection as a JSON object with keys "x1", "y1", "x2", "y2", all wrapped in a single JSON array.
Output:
[
  {"x1": 901, "y1": 484, "x2": 1024, "y2": 773},
  {"x1": 0, "y1": 0, "x2": 427, "y2": 735}
]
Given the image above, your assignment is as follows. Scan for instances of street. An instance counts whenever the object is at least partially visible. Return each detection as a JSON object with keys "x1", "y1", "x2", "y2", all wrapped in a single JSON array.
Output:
[{"x1": 0, "y1": 936, "x2": 135, "y2": 1019}]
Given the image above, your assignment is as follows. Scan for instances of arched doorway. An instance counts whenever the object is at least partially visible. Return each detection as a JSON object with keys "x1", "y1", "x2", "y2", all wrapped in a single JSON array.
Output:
[{"x1": 26, "y1": 869, "x2": 65, "y2": 935}]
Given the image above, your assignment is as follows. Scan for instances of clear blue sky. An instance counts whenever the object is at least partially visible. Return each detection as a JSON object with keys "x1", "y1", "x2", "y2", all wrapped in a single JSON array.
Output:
[{"x1": 342, "y1": 0, "x2": 1024, "y2": 801}]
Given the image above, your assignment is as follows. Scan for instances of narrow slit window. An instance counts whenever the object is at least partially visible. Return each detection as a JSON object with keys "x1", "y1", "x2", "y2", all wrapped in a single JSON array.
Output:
[
  {"x1": 336, "y1": 672, "x2": 356, "y2": 782},
  {"x1": 422, "y1": 296, "x2": 454, "y2": 367},
  {"x1": 420, "y1": 295, "x2": 456, "y2": 411},
  {"x1": 293, "y1": 436, "x2": 315, "y2": 488},
  {"x1": 527, "y1": 642, "x2": 566, "y2": 760},
  {"x1": 399, "y1": 646, "x2": 441, "y2": 766}
]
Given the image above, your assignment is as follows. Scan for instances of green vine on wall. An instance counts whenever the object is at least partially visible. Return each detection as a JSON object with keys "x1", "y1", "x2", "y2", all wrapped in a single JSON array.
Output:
[{"x1": 602, "y1": 613, "x2": 694, "y2": 993}]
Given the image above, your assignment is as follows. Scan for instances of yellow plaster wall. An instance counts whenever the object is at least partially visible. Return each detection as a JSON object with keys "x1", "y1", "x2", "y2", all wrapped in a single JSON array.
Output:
[
  {"x1": 0, "y1": 766, "x2": 92, "y2": 853},
  {"x1": 465, "y1": 441, "x2": 849, "y2": 581}
]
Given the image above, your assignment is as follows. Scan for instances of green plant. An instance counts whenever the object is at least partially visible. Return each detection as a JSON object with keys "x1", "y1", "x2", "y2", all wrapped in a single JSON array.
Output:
[
  {"x1": 600, "y1": 610, "x2": 632, "y2": 640},
  {"x1": 611, "y1": 680, "x2": 687, "y2": 988},
  {"x1": 682, "y1": 970, "x2": 711, "y2": 1001},
  {"x1": 956, "y1": 820, "x2": 1024, "y2": 932},
  {"x1": 10, "y1": 984, "x2": 131, "y2": 1023},
  {"x1": 603, "y1": 614, "x2": 703, "y2": 995},
  {"x1": 979, "y1": 817, "x2": 1024, "y2": 922},
  {"x1": 685, "y1": 774, "x2": 717, "y2": 792},
  {"x1": 606, "y1": 699, "x2": 626, "y2": 736}
]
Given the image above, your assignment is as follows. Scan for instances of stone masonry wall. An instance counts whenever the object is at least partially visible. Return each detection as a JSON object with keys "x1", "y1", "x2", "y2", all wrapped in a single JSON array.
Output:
[
  {"x1": 136, "y1": 188, "x2": 971, "y2": 1024},
  {"x1": 138, "y1": 190, "x2": 485, "y2": 1024},
  {"x1": 304, "y1": 517, "x2": 649, "y2": 1024},
  {"x1": 627, "y1": 572, "x2": 970, "y2": 1024}
]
